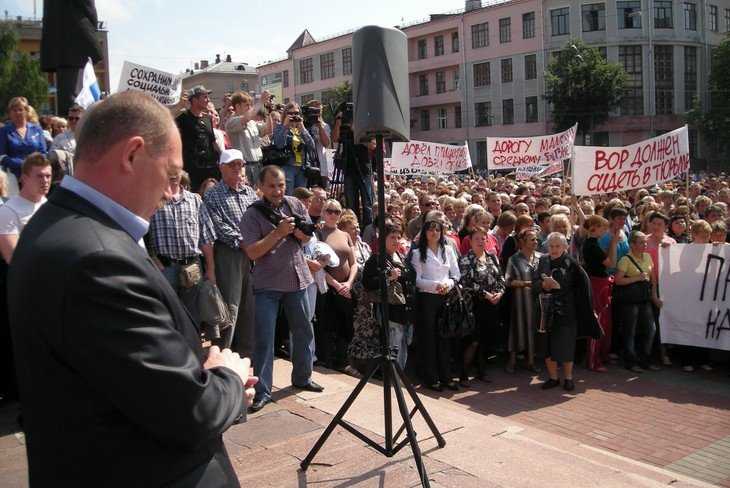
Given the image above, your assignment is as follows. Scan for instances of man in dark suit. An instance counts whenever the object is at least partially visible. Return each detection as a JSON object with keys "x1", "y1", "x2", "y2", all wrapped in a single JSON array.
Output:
[{"x1": 8, "y1": 91, "x2": 255, "y2": 487}]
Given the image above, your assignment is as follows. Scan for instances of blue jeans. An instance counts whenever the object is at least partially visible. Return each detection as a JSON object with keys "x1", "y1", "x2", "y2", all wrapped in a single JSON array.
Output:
[
  {"x1": 253, "y1": 288, "x2": 315, "y2": 402},
  {"x1": 344, "y1": 173, "x2": 373, "y2": 226},
  {"x1": 283, "y1": 165, "x2": 307, "y2": 196}
]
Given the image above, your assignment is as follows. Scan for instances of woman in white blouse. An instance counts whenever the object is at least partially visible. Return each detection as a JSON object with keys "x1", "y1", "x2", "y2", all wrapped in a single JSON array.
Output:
[{"x1": 411, "y1": 211, "x2": 461, "y2": 392}]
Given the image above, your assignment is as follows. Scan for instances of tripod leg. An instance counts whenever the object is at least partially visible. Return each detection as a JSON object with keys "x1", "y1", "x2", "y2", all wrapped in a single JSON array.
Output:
[
  {"x1": 383, "y1": 357, "x2": 394, "y2": 455},
  {"x1": 300, "y1": 359, "x2": 380, "y2": 471},
  {"x1": 390, "y1": 361, "x2": 431, "y2": 488},
  {"x1": 393, "y1": 361, "x2": 446, "y2": 448}
]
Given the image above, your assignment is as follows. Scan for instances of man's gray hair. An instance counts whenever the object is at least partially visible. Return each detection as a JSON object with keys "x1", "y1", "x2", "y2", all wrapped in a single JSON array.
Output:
[{"x1": 546, "y1": 232, "x2": 568, "y2": 247}]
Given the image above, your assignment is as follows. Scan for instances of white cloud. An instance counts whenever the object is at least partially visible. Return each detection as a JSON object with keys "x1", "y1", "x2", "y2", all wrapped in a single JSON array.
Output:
[{"x1": 94, "y1": 0, "x2": 134, "y2": 23}]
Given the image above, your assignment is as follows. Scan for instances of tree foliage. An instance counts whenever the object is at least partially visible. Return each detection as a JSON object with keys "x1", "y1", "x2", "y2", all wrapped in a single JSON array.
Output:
[
  {"x1": 0, "y1": 24, "x2": 49, "y2": 116},
  {"x1": 322, "y1": 81, "x2": 351, "y2": 126},
  {"x1": 545, "y1": 40, "x2": 627, "y2": 137}
]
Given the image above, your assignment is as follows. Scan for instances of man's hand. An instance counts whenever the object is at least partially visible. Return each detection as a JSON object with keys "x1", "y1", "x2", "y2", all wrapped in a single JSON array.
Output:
[
  {"x1": 388, "y1": 268, "x2": 402, "y2": 281},
  {"x1": 204, "y1": 346, "x2": 258, "y2": 407},
  {"x1": 292, "y1": 228, "x2": 310, "y2": 243},
  {"x1": 275, "y1": 217, "x2": 296, "y2": 239}
]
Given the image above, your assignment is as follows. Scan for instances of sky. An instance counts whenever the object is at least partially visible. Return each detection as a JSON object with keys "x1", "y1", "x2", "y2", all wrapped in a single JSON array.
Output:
[{"x1": 7, "y1": 0, "x2": 467, "y2": 93}]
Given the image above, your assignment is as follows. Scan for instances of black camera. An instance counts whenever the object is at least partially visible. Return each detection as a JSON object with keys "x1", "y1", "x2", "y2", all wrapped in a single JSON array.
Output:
[
  {"x1": 302, "y1": 105, "x2": 321, "y2": 128},
  {"x1": 251, "y1": 201, "x2": 316, "y2": 236},
  {"x1": 337, "y1": 101, "x2": 354, "y2": 128}
]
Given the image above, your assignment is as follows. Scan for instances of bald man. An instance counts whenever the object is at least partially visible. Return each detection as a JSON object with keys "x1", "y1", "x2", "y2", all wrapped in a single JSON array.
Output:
[{"x1": 8, "y1": 92, "x2": 254, "y2": 487}]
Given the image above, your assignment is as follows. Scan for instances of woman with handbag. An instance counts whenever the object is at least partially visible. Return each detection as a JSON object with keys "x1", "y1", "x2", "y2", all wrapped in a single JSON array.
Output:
[
  {"x1": 458, "y1": 226, "x2": 505, "y2": 384},
  {"x1": 411, "y1": 212, "x2": 461, "y2": 392},
  {"x1": 613, "y1": 231, "x2": 661, "y2": 373}
]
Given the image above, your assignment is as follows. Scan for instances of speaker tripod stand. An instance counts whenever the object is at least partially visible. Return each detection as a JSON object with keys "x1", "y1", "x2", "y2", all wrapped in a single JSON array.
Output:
[{"x1": 299, "y1": 134, "x2": 446, "y2": 488}]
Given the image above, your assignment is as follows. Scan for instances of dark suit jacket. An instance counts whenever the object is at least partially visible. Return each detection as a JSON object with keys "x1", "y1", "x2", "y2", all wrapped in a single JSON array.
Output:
[
  {"x1": 41, "y1": 0, "x2": 104, "y2": 70},
  {"x1": 8, "y1": 188, "x2": 245, "y2": 487}
]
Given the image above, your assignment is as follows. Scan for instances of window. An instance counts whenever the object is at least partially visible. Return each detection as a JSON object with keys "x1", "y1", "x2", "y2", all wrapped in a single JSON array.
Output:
[
  {"x1": 710, "y1": 5, "x2": 719, "y2": 31},
  {"x1": 524, "y1": 54, "x2": 537, "y2": 80},
  {"x1": 452, "y1": 31, "x2": 460, "y2": 52},
  {"x1": 283, "y1": 70, "x2": 289, "y2": 88},
  {"x1": 420, "y1": 110, "x2": 430, "y2": 131},
  {"x1": 618, "y1": 1, "x2": 642, "y2": 28},
  {"x1": 582, "y1": 3, "x2": 606, "y2": 31},
  {"x1": 684, "y1": 46, "x2": 697, "y2": 110},
  {"x1": 473, "y1": 62, "x2": 491, "y2": 87},
  {"x1": 475, "y1": 102, "x2": 492, "y2": 127},
  {"x1": 300, "y1": 94, "x2": 314, "y2": 104},
  {"x1": 342, "y1": 48, "x2": 352, "y2": 76},
  {"x1": 321, "y1": 90, "x2": 336, "y2": 107},
  {"x1": 455, "y1": 104, "x2": 462, "y2": 128},
  {"x1": 418, "y1": 74, "x2": 429, "y2": 96},
  {"x1": 437, "y1": 108, "x2": 447, "y2": 129},
  {"x1": 684, "y1": 2, "x2": 697, "y2": 30},
  {"x1": 434, "y1": 35, "x2": 445, "y2": 56},
  {"x1": 436, "y1": 71, "x2": 446, "y2": 94},
  {"x1": 654, "y1": 0, "x2": 673, "y2": 28},
  {"x1": 418, "y1": 39, "x2": 427, "y2": 59},
  {"x1": 598, "y1": 46, "x2": 607, "y2": 59},
  {"x1": 655, "y1": 45, "x2": 673, "y2": 114},
  {"x1": 299, "y1": 58, "x2": 313, "y2": 84},
  {"x1": 523, "y1": 12, "x2": 536, "y2": 38},
  {"x1": 502, "y1": 99, "x2": 514, "y2": 125},
  {"x1": 477, "y1": 140, "x2": 488, "y2": 169},
  {"x1": 526, "y1": 96, "x2": 538, "y2": 122},
  {"x1": 453, "y1": 69, "x2": 460, "y2": 90},
  {"x1": 320, "y1": 52, "x2": 335, "y2": 80},
  {"x1": 501, "y1": 58, "x2": 513, "y2": 83},
  {"x1": 551, "y1": 8, "x2": 570, "y2": 36},
  {"x1": 726, "y1": 8, "x2": 730, "y2": 32},
  {"x1": 689, "y1": 129, "x2": 698, "y2": 158},
  {"x1": 471, "y1": 22, "x2": 489, "y2": 48},
  {"x1": 619, "y1": 46, "x2": 643, "y2": 115},
  {"x1": 499, "y1": 18, "x2": 512, "y2": 43},
  {"x1": 592, "y1": 132, "x2": 610, "y2": 146}
]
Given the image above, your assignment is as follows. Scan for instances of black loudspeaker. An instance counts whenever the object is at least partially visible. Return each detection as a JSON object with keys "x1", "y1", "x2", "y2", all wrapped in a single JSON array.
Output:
[{"x1": 352, "y1": 26, "x2": 410, "y2": 143}]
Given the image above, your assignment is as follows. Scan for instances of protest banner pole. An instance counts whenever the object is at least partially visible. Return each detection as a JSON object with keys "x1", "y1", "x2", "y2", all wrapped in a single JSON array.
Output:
[{"x1": 686, "y1": 169, "x2": 690, "y2": 195}]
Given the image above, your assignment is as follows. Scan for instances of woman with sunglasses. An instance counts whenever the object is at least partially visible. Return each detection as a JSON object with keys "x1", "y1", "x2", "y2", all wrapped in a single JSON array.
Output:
[
  {"x1": 272, "y1": 102, "x2": 315, "y2": 195},
  {"x1": 411, "y1": 211, "x2": 461, "y2": 392}
]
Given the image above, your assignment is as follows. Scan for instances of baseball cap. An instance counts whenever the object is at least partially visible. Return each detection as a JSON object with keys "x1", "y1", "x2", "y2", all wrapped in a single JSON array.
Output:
[
  {"x1": 219, "y1": 149, "x2": 244, "y2": 165},
  {"x1": 188, "y1": 85, "x2": 212, "y2": 98}
]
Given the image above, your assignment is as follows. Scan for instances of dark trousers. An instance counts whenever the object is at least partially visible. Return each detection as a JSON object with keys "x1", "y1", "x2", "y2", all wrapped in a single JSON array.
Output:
[
  {"x1": 619, "y1": 301, "x2": 656, "y2": 367},
  {"x1": 213, "y1": 243, "x2": 255, "y2": 357},
  {"x1": 415, "y1": 292, "x2": 451, "y2": 385},
  {"x1": 55, "y1": 66, "x2": 84, "y2": 117},
  {"x1": 316, "y1": 290, "x2": 354, "y2": 369},
  {"x1": 0, "y1": 264, "x2": 18, "y2": 401},
  {"x1": 344, "y1": 173, "x2": 373, "y2": 227}
]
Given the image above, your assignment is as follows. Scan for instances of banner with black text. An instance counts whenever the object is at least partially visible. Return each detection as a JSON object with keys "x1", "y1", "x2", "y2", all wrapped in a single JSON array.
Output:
[
  {"x1": 387, "y1": 141, "x2": 472, "y2": 176},
  {"x1": 486, "y1": 124, "x2": 576, "y2": 170},
  {"x1": 117, "y1": 61, "x2": 182, "y2": 105}
]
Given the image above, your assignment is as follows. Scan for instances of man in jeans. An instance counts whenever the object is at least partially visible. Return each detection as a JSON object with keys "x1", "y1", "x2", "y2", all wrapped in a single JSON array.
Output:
[{"x1": 240, "y1": 165, "x2": 324, "y2": 413}]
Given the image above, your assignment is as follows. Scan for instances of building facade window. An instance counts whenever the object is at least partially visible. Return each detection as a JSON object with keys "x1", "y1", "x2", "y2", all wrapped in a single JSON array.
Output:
[
  {"x1": 582, "y1": 3, "x2": 606, "y2": 31},
  {"x1": 618, "y1": 1, "x2": 642, "y2": 28},
  {"x1": 300, "y1": 94, "x2": 314, "y2": 104},
  {"x1": 499, "y1": 18, "x2": 512, "y2": 43},
  {"x1": 726, "y1": 8, "x2": 730, "y2": 31},
  {"x1": 551, "y1": 8, "x2": 570, "y2": 36},
  {"x1": 283, "y1": 70, "x2": 289, "y2": 88},
  {"x1": 475, "y1": 101, "x2": 492, "y2": 126},
  {"x1": 455, "y1": 104, "x2": 462, "y2": 128},
  {"x1": 437, "y1": 108, "x2": 447, "y2": 129},
  {"x1": 710, "y1": 5, "x2": 719, "y2": 31},
  {"x1": 526, "y1": 96, "x2": 538, "y2": 122},
  {"x1": 299, "y1": 58, "x2": 313, "y2": 84},
  {"x1": 471, "y1": 22, "x2": 489, "y2": 48},
  {"x1": 420, "y1": 110, "x2": 430, "y2": 131},
  {"x1": 453, "y1": 69, "x2": 460, "y2": 90},
  {"x1": 501, "y1": 58, "x2": 513, "y2": 83},
  {"x1": 502, "y1": 99, "x2": 514, "y2": 125},
  {"x1": 684, "y1": 46, "x2": 698, "y2": 110},
  {"x1": 342, "y1": 48, "x2": 352, "y2": 76},
  {"x1": 452, "y1": 31, "x2": 460, "y2": 52},
  {"x1": 524, "y1": 54, "x2": 537, "y2": 80},
  {"x1": 321, "y1": 90, "x2": 336, "y2": 107},
  {"x1": 655, "y1": 45, "x2": 673, "y2": 115},
  {"x1": 320, "y1": 52, "x2": 335, "y2": 80},
  {"x1": 434, "y1": 35, "x2": 445, "y2": 56},
  {"x1": 477, "y1": 140, "x2": 488, "y2": 169},
  {"x1": 418, "y1": 39, "x2": 427, "y2": 59},
  {"x1": 598, "y1": 46, "x2": 608, "y2": 59},
  {"x1": 523, "y1": 12, "x2": 536, "y2": 38},
  {"x1": 473, "y1": 62, "x2": 491, "y2": 87},
  {"x1": 436, "y1": 71, "x2": 446, "y2": 93},
  {"x1": 418, "y1": 74, "x2": 429, "y2": 96},
  {"x1": 654, "y1": 0, "x2": 674, "y2": 28},
  {"x1": 684, "y1": 2, "x2": 697, "y2": 30},
  {"x1": 619, "y1": 45, "x2": 643, "y2": 115}
]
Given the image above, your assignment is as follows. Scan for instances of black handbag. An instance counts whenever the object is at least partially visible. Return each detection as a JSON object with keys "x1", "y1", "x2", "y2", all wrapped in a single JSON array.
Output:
[
  {"x1": 612, "y1": 254, "x2": 651, "y2": 305},
  {"x1": 436, "y1": 284, "x2": 475, "y2": 339}
]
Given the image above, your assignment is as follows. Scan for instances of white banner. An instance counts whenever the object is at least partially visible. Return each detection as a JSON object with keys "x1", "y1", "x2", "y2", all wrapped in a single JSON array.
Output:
[
  {"x1": 387, "y1": 141, "x2": 472, "y2": 176},
  {"x1": 573, "y1": 125, "x2": 690, "y2": 196},
  {"x1": 659, "y1": 244, "x2": 730, "y2": 351},
  {"x1": 486, "y1": 124, "x2": 576, "y2": 170},
  {"x1": 117, "y1": 61, "x2": 182, "y2": 105},
  {"x1": 515, "y1": 164, "x2": 549, "y2": 180}
]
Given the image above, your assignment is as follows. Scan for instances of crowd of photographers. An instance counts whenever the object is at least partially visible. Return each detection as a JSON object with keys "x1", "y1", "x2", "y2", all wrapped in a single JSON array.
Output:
[{"x1": 1, "y1": 86, "x2": 729, "y2": 414}]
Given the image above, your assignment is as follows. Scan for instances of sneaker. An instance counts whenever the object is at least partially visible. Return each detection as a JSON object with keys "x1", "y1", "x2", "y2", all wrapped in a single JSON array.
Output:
[
  {"x1": 629, "y1": 365, "x2": 644, "y2": 373},
  {"x1": 563, "y1": 379, "x2": 575, "y2": 391},
  {"x1": 700, "y1": 364, "x2": 713, "y2": 371},
  {"x1": 683, "y1": 365, "x2": 695, "y2": 372},
  {"x1": 541, "y1": 378, "x2": 561, "y2": 390}
]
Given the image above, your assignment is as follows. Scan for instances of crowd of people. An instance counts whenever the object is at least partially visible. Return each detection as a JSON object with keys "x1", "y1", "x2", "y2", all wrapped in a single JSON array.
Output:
[{"x1": 1, "y1": 87, "x2": 729, "y2": 419}]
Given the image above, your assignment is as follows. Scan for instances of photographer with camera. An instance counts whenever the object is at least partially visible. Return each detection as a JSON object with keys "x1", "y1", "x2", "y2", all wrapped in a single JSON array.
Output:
[
  {"x1": 303, "y1": 100, "x2": 331, "y2": 188},
  {"x1": 240, "y1": 166, "x2": 324, "y2": 413},
  {"x1": 272, "y1": 102, "x2": 315, "y2": 196},
  {"x1": 226, "y1": 91, "x2": 273, "y2": 186}
]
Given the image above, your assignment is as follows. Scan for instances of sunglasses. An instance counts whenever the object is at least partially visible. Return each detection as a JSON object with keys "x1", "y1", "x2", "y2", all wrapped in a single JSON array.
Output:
[
  {"x1": 68, "y1": 116, "x2": 80, "y2": 121},
  {"x1": 287, "y1": 112, "x2": 301, "y2": 116},
  {"x1": 325, "y1": 208, "x2": 341, "y2": 215}
]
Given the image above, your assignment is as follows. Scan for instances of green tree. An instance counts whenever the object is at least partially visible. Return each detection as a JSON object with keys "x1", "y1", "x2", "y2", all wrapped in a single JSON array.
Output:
[
  {"x1": 322, "y1": 81, "x2": 352, "y2": 126},
  {"x1": 0, "y1": 25, "x2": 48, "y2": 115},
  {"x1": 545, "y1": 40, "x2": 627, "y2": 141}
]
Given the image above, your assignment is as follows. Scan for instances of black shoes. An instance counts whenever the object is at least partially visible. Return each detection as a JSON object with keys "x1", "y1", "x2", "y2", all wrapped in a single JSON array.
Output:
[
  {"x1": 541, "y1": 378, "x2": 561, "y2": 390},
  {"x1": 426, "y1": 383, "x2": 443, "y2": 392},
  {"x1": 563, "y1": 379, "x2": 575, "y2": 391},
  {"x1": 293, "y1": 381, "x2": 325, "y2": 393},
  {"x1": 249, "y1": 397, "x2": 272, "y2": 413},
  {"x1": 445, "y1": 381, "x2": 459, "y2": 391}
]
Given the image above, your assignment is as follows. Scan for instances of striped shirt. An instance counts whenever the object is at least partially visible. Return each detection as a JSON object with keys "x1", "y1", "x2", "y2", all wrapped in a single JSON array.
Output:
[
  {"x1": 203, "y1": 181, "x2": 258, "y2": 249},
  {"x1": 148, "y1": 189, "x2": 216, "y2": 259}
]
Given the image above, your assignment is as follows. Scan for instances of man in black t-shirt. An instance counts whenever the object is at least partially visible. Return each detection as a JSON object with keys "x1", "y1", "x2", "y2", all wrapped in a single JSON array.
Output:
[{"x1": 175, "y1": 85, "x2": 220, "y2": 189}]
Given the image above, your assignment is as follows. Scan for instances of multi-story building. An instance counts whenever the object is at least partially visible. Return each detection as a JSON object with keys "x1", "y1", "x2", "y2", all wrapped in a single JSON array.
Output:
[
  {"x1": 257, "y1": 0, "x2": 730, "y2": 169},
  {"x1": 1, "y1": 15, "x2": 111, "y2": 114},
  {"x1": 181, "y1": 54, "x2": 258, "y2": 108}
]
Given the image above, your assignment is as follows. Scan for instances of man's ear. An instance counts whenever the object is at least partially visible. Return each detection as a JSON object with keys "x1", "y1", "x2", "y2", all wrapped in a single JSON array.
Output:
[{"x1": 119, "y1": 136, "x2": 145, "y2": 174}]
